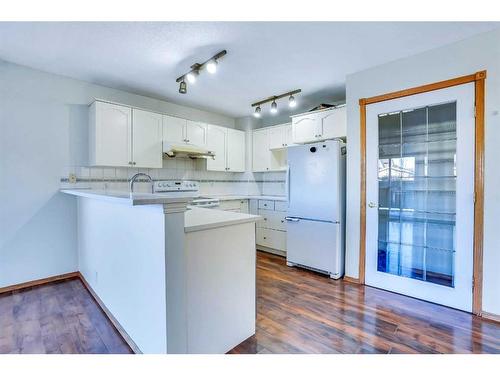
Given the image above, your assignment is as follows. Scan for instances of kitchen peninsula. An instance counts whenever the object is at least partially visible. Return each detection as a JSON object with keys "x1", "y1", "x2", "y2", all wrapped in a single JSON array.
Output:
[{"x1": 61, "y1": 189, "x2": 260, "y2": 354}]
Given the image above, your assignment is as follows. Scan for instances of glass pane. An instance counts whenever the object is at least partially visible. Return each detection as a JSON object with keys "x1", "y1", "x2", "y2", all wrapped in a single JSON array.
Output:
[{"x1": 377, "y1": 102, "x2": 456, "y2": 287}]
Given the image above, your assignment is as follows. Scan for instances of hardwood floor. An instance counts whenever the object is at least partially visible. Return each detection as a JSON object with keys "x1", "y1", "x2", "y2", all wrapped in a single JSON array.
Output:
[
  {"x1": 0, "y1": 278, "x2": 132, "y2": 354},
  {"x1": 2, "y1": 251, "x2": 500, "y2": 354},
  {"x1": 229, "y1": 251, "x2": 500, "y2": 354}
]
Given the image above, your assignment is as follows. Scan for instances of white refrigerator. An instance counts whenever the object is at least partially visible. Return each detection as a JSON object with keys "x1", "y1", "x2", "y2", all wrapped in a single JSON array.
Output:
[{"x1": 285, "y1": 140, "x2": 346, "y2": 279}]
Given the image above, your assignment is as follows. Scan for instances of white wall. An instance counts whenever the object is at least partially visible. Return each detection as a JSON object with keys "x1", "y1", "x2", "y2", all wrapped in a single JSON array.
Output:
[
  {"x1": 0, "y1": 60, "x2": 235, "y2": 288},
  {"x1": 345, "y1": 28, "x2": 500, "y2": 314}
]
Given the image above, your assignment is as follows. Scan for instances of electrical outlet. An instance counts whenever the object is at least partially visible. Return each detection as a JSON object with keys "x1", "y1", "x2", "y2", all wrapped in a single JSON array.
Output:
[
  {"x1": 68, "y1": 173, "x2": 77, "y2": 184},
  {"x1": 95, "y1": 271, "x2": 98, "y2": 284}
]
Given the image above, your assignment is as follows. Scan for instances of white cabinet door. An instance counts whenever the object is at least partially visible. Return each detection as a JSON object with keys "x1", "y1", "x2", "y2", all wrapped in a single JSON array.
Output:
[
  {"x1": 320, "y1": 106, "x2": 346, "y2": 140},
  {"x1": 292, "y1": 115, "x2": 319, "y2": 144},
  {"x1": 206, "y1": 125, "x2": 227, "y2": 171},
  {"x1": 91, "y1": 101, "x2": 132, "y2": 167},
  {"x1": 252, "y1": 129, "x2": 270, "y2": 172},
  {"x1": 226, "y1": 128, "x2": 245, "y2": 172},
  {"x1": 186, "y1": 121, "x2": 207, "y2": 147},
  {"x1": 132, "y1": 109, "x2": 163, "y2": 168},
  {"x1": 284, "y1": 124, "x2": 294, "y2": 147},
  {"x1": 163, "y1": 115, "x2": 186, "y2": 147},
  {"x1": 269, "y1": 126, "x2": 285, "y2": 150}
]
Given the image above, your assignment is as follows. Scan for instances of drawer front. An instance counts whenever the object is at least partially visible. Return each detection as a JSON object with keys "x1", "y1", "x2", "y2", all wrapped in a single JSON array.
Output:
[
  {"x1": 256, "y1": 228, "x2": 286, "y2": 251},
  {"x1": 258, "y1": 200, "x2": 275, "y2": 210},
  {"x1": 258, "y1": 209, "x2": 286, "y2": 231},
  {"x1": 274, "y1": 201, "x2": 288, "y2": 212},
  {"x1": 218, "y1": 200, "x2": 243, "y2": 210}
]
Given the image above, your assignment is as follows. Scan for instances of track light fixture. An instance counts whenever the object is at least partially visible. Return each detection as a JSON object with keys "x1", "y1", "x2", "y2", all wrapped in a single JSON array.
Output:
[
  {"x1": 251, "y1": 89, "x2": 301, "y2": 117},
  {"x1": 270, "y1": 100, "x2": 278, "y2": 114},
  {"x1": 179, "y1": 80, "x2": 187, "y2": 94},
  {"x1": 176, "y1": 50, "x2": 226, "y2": 94},
  {"x1": 206, "y1": 59, "x2": 218, "y2": 74}
]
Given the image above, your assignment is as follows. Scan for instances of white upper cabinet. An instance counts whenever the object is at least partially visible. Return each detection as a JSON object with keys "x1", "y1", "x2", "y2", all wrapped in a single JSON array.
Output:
[
  {"x1": 162, "y1": 115, "x2": 186, "y2": 145},
  {"x1": 132, "y1": 109, "x2": 163, "y2": 168},
  {"x1": 284, "y1": 124, "x2": 294, "y2": 146},
  {"x1": 269, "y1": 123, "x2": 293, "y2": 150},
  {"x1": 292, "y1": 115, "x2": 318, "y2": 144},
  {"x1": 89, "y1": 101, "x2": 132, "y2": 167},
  {"x1": 207, "y1": 125, "x2": 227, "y2": 171},
  {"x1": 252, "y1": 125, "x2": 291, "y2": 172},
  {"x1": 320, "y1": 106, "x2": 346, "y2": 140},
  {"x1": 252, "y1": 129, "x2": 271, "y2": 172},
  {"x1": 162, "y1": 116, "x2": 207, "y2": 149},
  {"x1": 269, "y1": 126, "x2": 285, "y2": 150},
  {"x1": 207, "y1": 125, "x2": 246, "y2": 172},
  {"x1": 185, "y1": 120, "x2": 207, "y2": 147},
  {"x1": 226, "y1": 128, "x2": 245, "y2": 172},
  {"x1": 89, "y1": 101, "x2": 163, "y2": 168},
  {"x1": 292, "y1": 106, "x2": 346, "y2": 144}
]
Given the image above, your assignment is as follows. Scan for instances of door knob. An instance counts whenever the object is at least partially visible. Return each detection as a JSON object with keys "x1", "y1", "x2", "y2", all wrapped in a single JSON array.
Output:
[{"x1": 368, "y1": 202, "x2": 377, "y2": 208}]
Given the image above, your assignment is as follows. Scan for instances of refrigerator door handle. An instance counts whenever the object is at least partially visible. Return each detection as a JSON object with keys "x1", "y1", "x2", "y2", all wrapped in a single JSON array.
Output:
[{"x1": 284, "y1": 216, "x2": 300, "y2": 222}]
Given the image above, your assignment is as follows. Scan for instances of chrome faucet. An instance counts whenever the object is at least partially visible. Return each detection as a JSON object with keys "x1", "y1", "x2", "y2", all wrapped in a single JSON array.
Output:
[{"x1": 129, "y1": 173, "x2": 154, "y2": 194}]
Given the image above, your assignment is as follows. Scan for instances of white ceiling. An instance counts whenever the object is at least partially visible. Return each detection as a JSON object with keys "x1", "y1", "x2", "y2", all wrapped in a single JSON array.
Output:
[{"x1": 0, "y1": 22, "x2": 498, "y2": 121}]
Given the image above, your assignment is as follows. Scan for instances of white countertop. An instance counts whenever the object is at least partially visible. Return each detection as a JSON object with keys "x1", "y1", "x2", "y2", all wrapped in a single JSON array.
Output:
[
  {"x1": 61, "y1": 189, "x2": 263, "y2": 232},
  {"x1": 185, "y1": 207, "x2": 261, "y2": 233},
  {"x1": 61, "y1": 189, "x2": 287, "y2": 204},
  {"x1": 204, "y1": 194, "x2": 287, "y2": 202},
  {"x1": 60, "y1": 189, "x2": 196, "y2": 206}
]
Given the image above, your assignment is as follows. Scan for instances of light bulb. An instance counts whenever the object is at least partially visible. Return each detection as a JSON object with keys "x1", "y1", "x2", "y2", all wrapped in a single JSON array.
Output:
[
  {"x1": 288, "y1": 95, "x2": 296, "y2": 108},
  {"x1": 186, "y1": 72, "x2": 197, "y2": 84},
  {"x1": 179, "y1": 80, "x2": 187, "y2": 94},
  {"x1": 253, "y1": 106, "x2": 261, "y2": 118},
  {"x1": 270, "y1": 101, "x2": 278, "y2": 114},
  {"x1": 206, "y1": 59, "x2": 217, "y2": 74}
]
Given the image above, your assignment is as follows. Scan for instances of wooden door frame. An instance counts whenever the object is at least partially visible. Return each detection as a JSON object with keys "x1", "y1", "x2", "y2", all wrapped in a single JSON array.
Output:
[{"x1": 358, "y1": 71, "x2": 486, "y2": 315}]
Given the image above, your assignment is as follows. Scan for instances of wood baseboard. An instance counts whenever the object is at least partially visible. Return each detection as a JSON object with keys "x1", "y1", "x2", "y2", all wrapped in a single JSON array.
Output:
[
  {"x1": 76, "y1": 272, "x2": 141, "y2": 354},
  {"x1": 0, "y1": 272, "x2": 80, "y2": 294},
  {"x1": 481, "y1": 311, "x2": 500, "y2": 324},
  {"x1": 343, "y1": 276, "x2": 360, "y2": 284}
]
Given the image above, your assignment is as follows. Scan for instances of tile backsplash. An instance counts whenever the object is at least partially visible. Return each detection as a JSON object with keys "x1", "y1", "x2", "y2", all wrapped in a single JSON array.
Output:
[{"x1": 60, "y1": 158, "x2": 286, "y2": 196}]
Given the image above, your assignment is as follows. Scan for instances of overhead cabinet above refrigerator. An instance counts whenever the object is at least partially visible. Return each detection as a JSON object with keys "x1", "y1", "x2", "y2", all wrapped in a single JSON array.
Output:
[{"x1": 291, "y1": 105, "x2": 346, "y2": 144}]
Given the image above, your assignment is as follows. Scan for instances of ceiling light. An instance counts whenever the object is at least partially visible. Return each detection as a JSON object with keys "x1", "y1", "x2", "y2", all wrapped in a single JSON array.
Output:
[
  {"x1": 250, "y1": 89, "x2": 301, "y2": 117},
  {"x1": 179, "y1": 80, "x2": 187, "y2": 94},
  {"x1": 270, "y1": 101, "x2": 278, "y2": 114},
  {"x1": 206, "y1": 60, "x2": 218, "y2": 74},
  {"x1": 175, "y1": 50, "x2": 226, "y2": 94},
  {"x1": 186, "y1": 71, "x2": 197, "y2": 84}
]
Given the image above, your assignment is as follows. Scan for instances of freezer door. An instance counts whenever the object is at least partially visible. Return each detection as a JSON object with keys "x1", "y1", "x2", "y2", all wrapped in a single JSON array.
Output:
[
  {"x1": 287, "y1": 140, "x2": 341, "y2": 222},
  {"x1": 286, "y1": 218, "x2": 343, "y2": 277}
]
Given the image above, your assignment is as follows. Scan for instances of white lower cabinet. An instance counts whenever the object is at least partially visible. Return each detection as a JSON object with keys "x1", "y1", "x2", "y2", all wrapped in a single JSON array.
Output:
[
  {"x1": 217, "y1": 199, "x2": 249, "y2": 213},
  {"x1": 252, "y1": 199, "x2": 288, "y2": 255},
  {"x1": 256, "y1": 228, "x2": 286, "y2": 252}
]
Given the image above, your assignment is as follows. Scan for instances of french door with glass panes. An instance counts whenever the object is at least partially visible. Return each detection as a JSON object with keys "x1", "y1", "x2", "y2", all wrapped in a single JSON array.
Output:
[{"x1": 365, "y1": 83, "x2": 475, "y2": 312}]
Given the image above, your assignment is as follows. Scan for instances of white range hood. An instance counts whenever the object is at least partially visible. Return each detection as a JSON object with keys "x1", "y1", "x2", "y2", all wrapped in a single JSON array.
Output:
[{"x1": 163, "y1": 143, "x2": 215, "y2": 159}]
